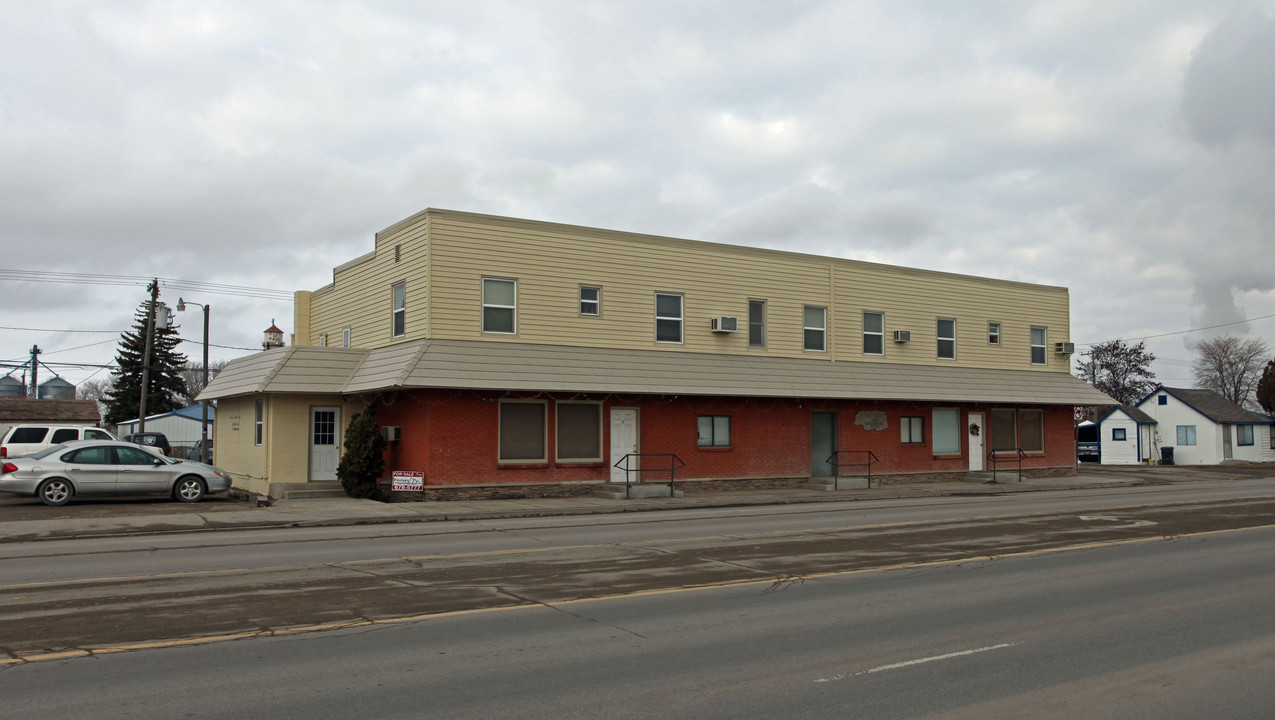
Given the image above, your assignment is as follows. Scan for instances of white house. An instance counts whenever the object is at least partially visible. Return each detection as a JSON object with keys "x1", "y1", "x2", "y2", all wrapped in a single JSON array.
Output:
[
  {"x1": 1133, "y1": 386, "x2": 1274, "y2": 465},
  {"x1": 1097, "y1": 405, "x2": 1157, "y2": 465}
]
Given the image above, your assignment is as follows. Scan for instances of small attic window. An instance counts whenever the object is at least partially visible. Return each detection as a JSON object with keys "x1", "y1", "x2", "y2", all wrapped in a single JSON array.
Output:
[{"x1": 1158, "y1": 395, "x2": 1167, "y2": 405}]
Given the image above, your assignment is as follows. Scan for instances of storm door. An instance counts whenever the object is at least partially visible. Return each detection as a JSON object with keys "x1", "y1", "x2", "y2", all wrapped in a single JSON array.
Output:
[{"x1": 811, "y1": 412, "x2": 837, "y2": 477}]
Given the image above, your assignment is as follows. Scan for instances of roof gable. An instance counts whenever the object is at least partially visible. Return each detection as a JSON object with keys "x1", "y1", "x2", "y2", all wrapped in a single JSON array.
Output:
[{"x1": 1138, "y1": 386, "x2": 1272, "y2": 424}]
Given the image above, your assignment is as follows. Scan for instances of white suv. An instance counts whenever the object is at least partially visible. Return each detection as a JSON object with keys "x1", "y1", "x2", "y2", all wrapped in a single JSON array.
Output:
[{"x1": 0, "y1": 425, "x2": 118, "y2": 459}]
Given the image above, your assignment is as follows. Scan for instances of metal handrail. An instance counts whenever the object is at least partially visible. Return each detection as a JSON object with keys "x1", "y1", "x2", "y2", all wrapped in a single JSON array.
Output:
[
  {"x1": 612, "y1": 453, "x2": 686, "y2": 499},
  {"x1": 987, "y1": 447, "x2": 1027, "y2": 482},
  {"x1": 827, "y1": 450, "x2": 880, "y2": 487}
]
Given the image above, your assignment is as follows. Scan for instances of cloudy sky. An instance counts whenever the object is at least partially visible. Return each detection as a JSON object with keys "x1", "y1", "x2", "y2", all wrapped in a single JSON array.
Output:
[{"x1": 2, "y1": 0, "x2": 1273, "y2": 393}]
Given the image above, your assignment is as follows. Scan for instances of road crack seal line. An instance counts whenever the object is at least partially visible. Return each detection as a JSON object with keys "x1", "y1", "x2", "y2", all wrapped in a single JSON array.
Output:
[{"x1": 494, "y1": 585, "x2": 649, "y2": 639}]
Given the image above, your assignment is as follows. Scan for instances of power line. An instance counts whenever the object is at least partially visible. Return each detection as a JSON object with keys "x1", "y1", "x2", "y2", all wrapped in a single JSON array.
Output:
[
  {"x1": 1078, "y1": 313, "x2": 1275, "y2": 347},
  {"x1": 0, "y1": 269, "x2": 294, "y2": 300}
]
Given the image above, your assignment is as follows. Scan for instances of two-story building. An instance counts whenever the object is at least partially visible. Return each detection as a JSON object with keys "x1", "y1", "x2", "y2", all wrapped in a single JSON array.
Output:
[{"x1": 199, "y1": 208, "x2": 1113, "y2": 498}]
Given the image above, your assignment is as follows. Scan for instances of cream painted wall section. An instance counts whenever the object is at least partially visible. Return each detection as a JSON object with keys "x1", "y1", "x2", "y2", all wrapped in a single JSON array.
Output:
[
  {"x1": 303, "y1": 209, "x2": 1076, "y2": 374},
  {"x1": 213, "y1": 393, "x2": 366, "y2": 495},
  {"x1": 264, "y1": 394, "x2": 367, "y2": 489},
  {"x1": 213, "y1": 395, "x2": 268, "y2": 495},
  {"x1": 305, "y1": 212, "x2": 429, "y2": 349}
]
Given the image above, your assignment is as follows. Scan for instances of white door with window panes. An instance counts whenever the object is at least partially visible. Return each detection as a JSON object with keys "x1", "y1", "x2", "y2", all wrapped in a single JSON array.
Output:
[
  {"x1": 309, "y1": 407, "x2": 340, "y2": 482},
  {"x1": 609, "y1": 408, "x2": 639, "y2": 483}
]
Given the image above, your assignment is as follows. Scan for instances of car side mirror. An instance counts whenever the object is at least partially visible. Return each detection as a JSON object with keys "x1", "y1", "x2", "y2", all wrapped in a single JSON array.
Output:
[{"x1": 153, "y1": 458, "x2": 164, "y2": 466}]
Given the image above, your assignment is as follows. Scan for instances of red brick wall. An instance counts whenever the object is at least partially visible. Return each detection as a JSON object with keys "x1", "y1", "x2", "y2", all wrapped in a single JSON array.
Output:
[{"x1": 371, "y1": 389, "x2": 1077, "y2": 487}]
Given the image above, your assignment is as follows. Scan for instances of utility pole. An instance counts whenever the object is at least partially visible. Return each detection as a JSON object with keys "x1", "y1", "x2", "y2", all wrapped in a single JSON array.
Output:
[
  {"x1": 28, "y1": 345, "x2": 41, "y2": 398},
  {"x1": 138, "y1": 279, "x2": 159, "y2": 432}
]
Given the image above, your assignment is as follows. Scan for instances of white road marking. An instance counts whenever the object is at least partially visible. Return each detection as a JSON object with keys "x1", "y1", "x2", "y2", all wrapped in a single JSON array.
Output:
[{"x1": 814, "y1": 642, "x2": 1021, "y2": 683}]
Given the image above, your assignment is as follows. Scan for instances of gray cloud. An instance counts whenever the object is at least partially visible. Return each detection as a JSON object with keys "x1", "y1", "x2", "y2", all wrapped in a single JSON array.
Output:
[{"x1": 3, "y1": 1, "x2": 1275, "y2": 386}]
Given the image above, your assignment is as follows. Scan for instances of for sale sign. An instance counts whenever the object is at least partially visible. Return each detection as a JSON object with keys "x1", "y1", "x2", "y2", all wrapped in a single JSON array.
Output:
[{"x1": 391, "y1": 470, "x2": 424, "y2": 492}]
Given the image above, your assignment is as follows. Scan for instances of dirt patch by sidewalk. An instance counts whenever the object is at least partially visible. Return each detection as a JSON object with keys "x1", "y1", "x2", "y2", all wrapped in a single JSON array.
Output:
[{"x1": 0, "y1": 492, "x2": 255, "y2": 522}]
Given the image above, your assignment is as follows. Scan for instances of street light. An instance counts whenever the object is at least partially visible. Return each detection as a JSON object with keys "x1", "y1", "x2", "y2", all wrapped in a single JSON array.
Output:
[{"x1": 177, "y1": 298, "x2": 210, "y2": 463}]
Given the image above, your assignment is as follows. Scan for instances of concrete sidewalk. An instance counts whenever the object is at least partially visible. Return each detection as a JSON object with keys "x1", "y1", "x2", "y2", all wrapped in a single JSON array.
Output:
[{"x1": 1, "y1": 465, "x2": 1215, "y2": 543}]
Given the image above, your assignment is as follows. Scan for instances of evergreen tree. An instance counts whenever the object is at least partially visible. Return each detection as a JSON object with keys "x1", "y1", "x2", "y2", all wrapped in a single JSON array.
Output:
[
  {"x1": 103, "y1": 291, "x2": 190, "y2": 425},
  {"x1": 1256, "y1": 359, "x2": 1275, "y2": 414},
  {"x1": 337, "y1": 404, "x2": 387, "y2": 499}
]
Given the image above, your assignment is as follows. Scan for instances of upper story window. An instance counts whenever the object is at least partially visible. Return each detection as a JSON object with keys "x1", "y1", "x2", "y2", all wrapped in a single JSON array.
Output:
[
  {"x1": 937, "y1": 318, "x2": 956, "y2": 360},
  {"x1": 803, "y1": 306, "x2": 826, "y2": 352},
  {"x1": 988, "y1": 322, "x2": 1000, "y2": 345},
  {"x1": 748, "y1": 300, "x2": 766, "y2": 348},
  {"x1": 1158, "y1": 395, "x2": 1168, "y2": 405},
  {"x1": 1030, "y1": 327, "x2": 1047, "y2": 364},
  {"x1": 482, "y1": 278, "x2": 517, "y2": 334},
  {"x1": 392, "y1": 282, "x2": 406, "y2": 338},
  {"x1": 342, "y1": 328, "x2": 351, "y2": 348},
  {"x1": 863, "y1": 312, "x2": 884, "y2": 355},
  {"x1": 655, "y1": 293, "x2": 683, "y2": 343},
  {"x1": 580, "y1": 286, "x2": 600, "y2": 316}
]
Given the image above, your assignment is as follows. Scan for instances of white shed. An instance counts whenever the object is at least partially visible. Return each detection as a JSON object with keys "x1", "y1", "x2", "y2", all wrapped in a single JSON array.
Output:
[{"x1": 1097, "y1": 405, "x2": 1157, "y2": 465}]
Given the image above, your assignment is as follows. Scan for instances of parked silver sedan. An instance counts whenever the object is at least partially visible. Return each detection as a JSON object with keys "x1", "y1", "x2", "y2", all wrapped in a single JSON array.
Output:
[{"x1": 0, "y1": 440, "x2": 232, "y2": 506}]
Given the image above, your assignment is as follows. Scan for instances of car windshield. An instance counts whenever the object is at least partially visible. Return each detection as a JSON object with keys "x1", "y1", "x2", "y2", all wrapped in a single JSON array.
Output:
[{"x1": 30, "y1": 444, "x2": 70, "y2": 459}]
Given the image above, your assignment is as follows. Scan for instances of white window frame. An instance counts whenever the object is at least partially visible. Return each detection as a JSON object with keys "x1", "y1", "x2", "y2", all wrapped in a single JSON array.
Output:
[
  {"x1": 901, "y1": 416, "x2": 924, "y2": 444},
  {"x1": 804, "y1": 306, "x2": 827, "y2": 352},
  {"x1": 482, "y1": 278, "x2": 517, "y2": 334},
  {"x1": 655, "y1": 293, "x2": 684, "y2": 344},
  {"x1": 254, "y1": 398, "x2": 264, "y2": 446},
  {"x1": 392, "y1": 281, "x2": 406, "y2": 338},
  {"x1": 932, "y1": 408, "x2": 961, "y2": 454},
  {"x1": 748, "y1": 299, "x2": 766, "y2": 348},
  {"x1": 1030, "y1": 327, "x2": 1047, "y2": 365},
  {"x1": 988, "y1": 322, "x2": 1001, "y2": 345},
  {"x1": 580, "y1": 286, "x2": 600, "y2": 316},
  {"x1": 863, "y1": 311, "x2": 884, "y2": 355},
  {"x1": 937, "y1": 318, "x2": 956, "y2": 360}
]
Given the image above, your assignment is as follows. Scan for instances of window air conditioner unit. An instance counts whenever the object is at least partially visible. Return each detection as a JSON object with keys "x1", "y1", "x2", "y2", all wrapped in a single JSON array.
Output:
[
  {"x1": 381, "y1": 426, "x2": 401, "y2": 442},
  {"x1": 893, "y1": 330, "x2": 911, "y2": 343},
  {"x1": 710, "y1": 316, "x2": 739, "y2": 333},
  {"x1": 1055, "y1": 342, "x2": 1075, "y2": 355}
]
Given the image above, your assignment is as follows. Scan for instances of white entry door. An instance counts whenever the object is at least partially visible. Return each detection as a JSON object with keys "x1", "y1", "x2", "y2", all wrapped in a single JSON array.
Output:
[
  {"x1": 968, "y1": 412, "x2": 984, "y2": 472},
  {"x1": 310, "y1": 407, "x2": 341, "y2": 482},
  {"x1": 609, "y1": 407, "x2": 639, "y2": 483}
]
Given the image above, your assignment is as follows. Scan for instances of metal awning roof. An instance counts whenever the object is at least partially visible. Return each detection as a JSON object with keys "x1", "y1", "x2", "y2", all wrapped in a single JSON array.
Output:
[{"x1": 200, "y1": 338, "x2": 1115, "y2": 406}]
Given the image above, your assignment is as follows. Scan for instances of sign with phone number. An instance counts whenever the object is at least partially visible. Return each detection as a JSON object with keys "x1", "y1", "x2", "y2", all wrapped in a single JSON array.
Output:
[{"x1": 391, "y1": 470, "x2": 424, "y2": 492}]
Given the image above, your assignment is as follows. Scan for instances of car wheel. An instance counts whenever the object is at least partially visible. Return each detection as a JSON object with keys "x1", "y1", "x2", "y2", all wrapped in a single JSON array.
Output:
[
  {"x1": 38, "y1": 478, "x2": 73, "y2": 507},
  {"x1": 174, "y1": 476, "x2": 206, "y2": 503}
]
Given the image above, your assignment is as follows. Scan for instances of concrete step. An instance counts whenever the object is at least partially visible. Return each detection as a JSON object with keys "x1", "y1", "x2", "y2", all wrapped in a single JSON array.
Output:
[
  {"x1": 593, "y1": 484, "x2": 685, "y2": 499},
  {"x1": 280, "y1": 481, "x2": 349, "y2": 499},
  {"x1": 968, "y1": 471, "x2": 1021, "y2": 483},
  {"x1": 802, "y1": 476, "x2": 872, "y2": 491}
]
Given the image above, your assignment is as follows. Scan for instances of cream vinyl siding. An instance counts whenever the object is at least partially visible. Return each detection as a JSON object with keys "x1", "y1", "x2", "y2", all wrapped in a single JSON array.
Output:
[
  {"x1": 305, "y1": 216, "x2": 429, "y2": 349},
  {"x1": 298, "y1": 209, "x2": 1074, "y2": 374}
]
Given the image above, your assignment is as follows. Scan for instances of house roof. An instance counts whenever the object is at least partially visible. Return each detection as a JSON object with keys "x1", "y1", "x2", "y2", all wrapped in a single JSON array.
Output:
[
  {"x1": 117, "y1": 404, "x2": 216, "y2": 425},
  {"x1": 0, "y1": 397, "x2": 102, "y2": 423},
  {"x1": 1140, "y1": 386, "x2": 1274, "y2": 424},
  {"x1": 1099, "y1": 404, "x2": 1157, "y2": 425},
  {"x1": 200, "y1": 338, "x2": 1116, "y2": 406}
]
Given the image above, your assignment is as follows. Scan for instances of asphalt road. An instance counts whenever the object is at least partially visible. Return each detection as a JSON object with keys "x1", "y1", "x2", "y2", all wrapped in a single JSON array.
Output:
[{"x1": 2, "y1": 522, "x2": 1272, "y2": 719}]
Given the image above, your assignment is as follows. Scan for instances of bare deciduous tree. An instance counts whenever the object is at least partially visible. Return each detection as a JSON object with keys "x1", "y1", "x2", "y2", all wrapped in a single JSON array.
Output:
[
  {"x1": 1076, "y1": 339, "x2": 1157, "y2": 406},
  {"x1": 1191, "y1": 335, "x2": 1271, "y2": 409},
  {"x1": 180, "y1": 360, "x2": 231, "y2": 403}
]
